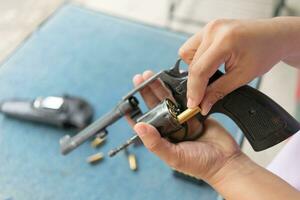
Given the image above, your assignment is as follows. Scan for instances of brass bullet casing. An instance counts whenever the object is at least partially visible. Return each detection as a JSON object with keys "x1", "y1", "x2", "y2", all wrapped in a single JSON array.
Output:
[
  {"x1": 128, "y1": 154, "x2": 137, "y2": 171},
  {"x1": 91, "y1": 130, "x2": 107, "y2": 148},
  {"x1": 87, "y1": 152, "x2": 104, "y2": 164},
  {"x1": 91, "y1": 137, "x2": 106, "y2": 148},
  {"x1": 177, "y1": 107, "x2": 201, "y2": 124}
]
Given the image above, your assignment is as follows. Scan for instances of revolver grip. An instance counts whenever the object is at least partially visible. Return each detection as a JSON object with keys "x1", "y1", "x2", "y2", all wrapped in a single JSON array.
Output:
[{"x1": 211, "y1": 84, "x2": 300, "y2": 151}]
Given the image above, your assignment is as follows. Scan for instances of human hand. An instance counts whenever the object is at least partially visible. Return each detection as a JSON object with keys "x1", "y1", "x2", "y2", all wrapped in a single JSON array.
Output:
[
  {"x1": 129, "y1": 70, "x2": 241, "y2": 182},
  {"x1": 179, "y1": 18, "x2": 292, "y2": 114}
]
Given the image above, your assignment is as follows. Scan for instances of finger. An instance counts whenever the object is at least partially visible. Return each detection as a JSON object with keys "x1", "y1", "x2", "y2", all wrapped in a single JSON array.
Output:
[
  {"x1": 142, "y1": 71, "x2": 173, "y2": 101},
  {"x1": 185, "y1": 34, "x2": 212, "y2": 107},
  {"x1": 187, "y1": 43, "x2": 228, "y2": 109},
  {"x1": 178, "y1": 31, "x2": 203, "y2": 64},
  {"x1": 200, "y1": 68, "x2": 248, "y2": 115},
  {"x1": 125, "y1": 114, "x2": 135, "y2": 126},
  {"x1": 134, "y1": 122, "x2": 182, "y2": 168},
  {"x1": 188, "y1": 33, "x2": 212, "y2": 67},
  {"x1": 133, "y1": 74, "x2": 160, "y2": 108}
]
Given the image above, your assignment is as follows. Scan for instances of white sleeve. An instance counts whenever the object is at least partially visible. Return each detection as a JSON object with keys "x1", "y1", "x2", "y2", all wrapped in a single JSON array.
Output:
[{"x1": 267, "y1": 130, "x2": 300, "y2": 191}]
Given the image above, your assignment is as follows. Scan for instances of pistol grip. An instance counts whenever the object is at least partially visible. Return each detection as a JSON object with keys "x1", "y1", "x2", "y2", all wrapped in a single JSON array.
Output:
[{"x1": 211, "y1": 85, "x2": 300, "y2": 151}]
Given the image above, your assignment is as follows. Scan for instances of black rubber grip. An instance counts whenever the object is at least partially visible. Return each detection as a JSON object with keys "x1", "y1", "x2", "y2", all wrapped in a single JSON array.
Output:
[{"x1": 211, "y1": 84, "x2": 300, "y2": 151}]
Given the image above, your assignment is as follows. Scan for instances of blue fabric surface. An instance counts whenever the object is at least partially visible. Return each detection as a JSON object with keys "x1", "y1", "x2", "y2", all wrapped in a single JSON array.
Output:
[{"x1": 0, "y1": 4, "x2": 257, "y2": 200}]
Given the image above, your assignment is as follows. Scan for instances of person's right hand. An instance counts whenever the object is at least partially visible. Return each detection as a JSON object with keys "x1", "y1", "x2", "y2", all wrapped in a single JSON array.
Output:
[{"x1": 179, "y1": 18, "x2": 292, "y2": 114}]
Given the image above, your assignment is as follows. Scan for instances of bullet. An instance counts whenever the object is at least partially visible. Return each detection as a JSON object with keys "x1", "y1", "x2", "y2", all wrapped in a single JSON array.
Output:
[
  {"x1": 91, "y1": 137, "x2": 106, "y2": 148},
  {"x1": 128, "y1": 154, "x2": 137, "y2": 171},
  {"x1": 87, "y1": 152, "x2": 104, "y2": 164},
  {"x1": 177, "y1": 107, "x2": 201, "y2": 124}
]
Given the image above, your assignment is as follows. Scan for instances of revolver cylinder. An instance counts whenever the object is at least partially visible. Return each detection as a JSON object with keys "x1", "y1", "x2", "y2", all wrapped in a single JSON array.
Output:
[
  {"x1": 108, "y1": 99, "x2": 184, "y2": 157},
  {"x1": 136, "y1": 98, "x2": 182, "y2": 136}
]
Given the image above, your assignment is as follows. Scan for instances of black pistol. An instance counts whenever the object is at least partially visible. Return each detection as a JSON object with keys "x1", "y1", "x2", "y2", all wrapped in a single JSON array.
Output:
[{"x1": 0, "y1": 95, "x2": 93, "y2": 130}]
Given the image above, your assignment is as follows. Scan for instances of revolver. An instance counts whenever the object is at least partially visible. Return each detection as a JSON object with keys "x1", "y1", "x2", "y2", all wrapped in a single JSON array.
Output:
[{"x1": 60, "y1": 59, "x2": 300, "y2": 156}]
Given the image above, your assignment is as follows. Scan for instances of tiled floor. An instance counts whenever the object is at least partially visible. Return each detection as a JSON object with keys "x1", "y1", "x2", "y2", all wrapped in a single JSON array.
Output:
[{"x1": 0, "y1": 0, "x2": 298, "y2": 167}]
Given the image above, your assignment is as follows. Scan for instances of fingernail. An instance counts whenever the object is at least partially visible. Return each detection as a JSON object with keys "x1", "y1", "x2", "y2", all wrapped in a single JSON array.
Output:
[
  {"x1": 143, "y1": 70, "x2": 153, "y2": 78},
  {"x1": 133, "y1": 74, "x2": 140, "y2": 85},
  {"x1": 187, "y1": 98, "x2": 196, "y2": 108},
  {"x1": 201, "y1": 102, "x2": 212, "y2": 115}
]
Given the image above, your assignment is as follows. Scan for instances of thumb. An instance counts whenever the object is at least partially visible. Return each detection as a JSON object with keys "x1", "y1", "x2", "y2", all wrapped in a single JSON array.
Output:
[
  {"x1": 134, "y1": 122, "x2": 182, "y2": 168},
  {"x1": 200, "y1": 69, "x2": 247, "y2": 115}
]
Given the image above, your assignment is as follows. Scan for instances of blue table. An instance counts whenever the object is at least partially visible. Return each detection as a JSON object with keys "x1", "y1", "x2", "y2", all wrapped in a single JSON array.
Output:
[{"x1": 0, "y1": 4, "x2": 257, "y2": 200}]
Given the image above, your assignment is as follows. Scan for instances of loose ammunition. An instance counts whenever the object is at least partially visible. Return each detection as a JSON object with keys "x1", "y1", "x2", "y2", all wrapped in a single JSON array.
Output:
[
  {"x1": 128, "y1": 154, "x2": 137, "y2": 171},
  {"x1": 91, "y1": 137, "x2": 106, "y2": 148},
  {"x1": 87, "y1": 152, "x2": 104, "y2": 164}
]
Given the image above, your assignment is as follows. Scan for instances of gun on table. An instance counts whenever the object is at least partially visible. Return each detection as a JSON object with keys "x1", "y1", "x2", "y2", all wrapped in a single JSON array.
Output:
[{"x1": 60, "y1": 59, "x2": 300, "y2": 156}]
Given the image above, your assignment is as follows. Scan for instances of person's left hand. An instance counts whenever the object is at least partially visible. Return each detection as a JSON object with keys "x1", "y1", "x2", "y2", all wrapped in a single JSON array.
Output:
[{"x1": 126, "y1": 70, "x2": 242, "y2": 182}]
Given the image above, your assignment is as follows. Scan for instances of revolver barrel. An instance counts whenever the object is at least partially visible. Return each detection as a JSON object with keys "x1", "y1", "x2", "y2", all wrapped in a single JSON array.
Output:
[{"x1": 60, "y1": 97, "x2": 139, "y2": 155}]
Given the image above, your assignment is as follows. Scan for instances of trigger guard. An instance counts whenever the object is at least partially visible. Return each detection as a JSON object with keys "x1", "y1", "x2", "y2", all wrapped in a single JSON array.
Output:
[
  {"x1": 183, "y1": 123, "x2": 204, "y2": 141},
  {"x1": 168, "y1": 122, "x2": 204, "y2": 143},
  {"x1": 168, "y1": 123, "x2": 188, "y2": 143}
]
